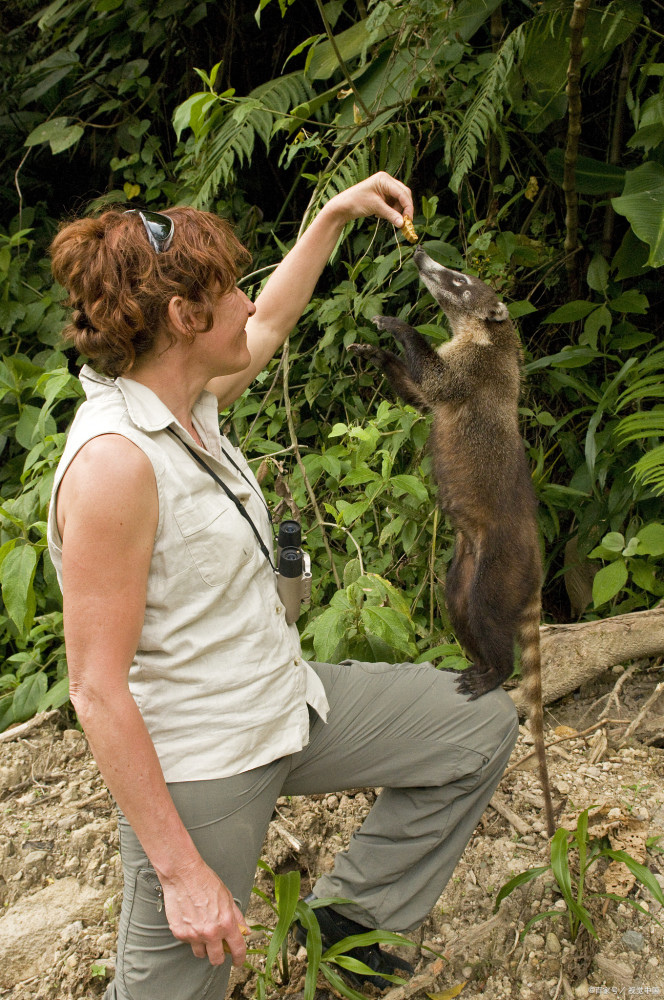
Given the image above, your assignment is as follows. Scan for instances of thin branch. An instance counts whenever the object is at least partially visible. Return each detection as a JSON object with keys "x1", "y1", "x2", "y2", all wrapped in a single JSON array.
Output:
[
  {"x1": 313, "y1": 0, "x2": 371, "y2": 119},
  {"x1": 282, "y1": 340, "x2": 341, "y2": 588},
  {"x1": 322, "y1": 521, "x2": 365, "y2": 576},
  {"x1": 0, "y1": 710, "x2": 60, "y2": 744},
  {"x1": 617, "y1": 681, "x2": 664, "y2": 747},
  {"x1": 601, "y1": 40, "x2": 632, "y2": 258},
  {"x1": 502, "y1": 719, "x2": 630, "y2": 777}
]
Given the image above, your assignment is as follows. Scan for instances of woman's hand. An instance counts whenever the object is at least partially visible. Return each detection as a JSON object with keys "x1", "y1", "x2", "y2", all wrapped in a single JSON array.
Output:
[
  {"x1": 322, "y1": 170, "x2": 415, "y2": 229},
  {"x1": 158, "y1": 856, "x2": 248, "y2": 966}
]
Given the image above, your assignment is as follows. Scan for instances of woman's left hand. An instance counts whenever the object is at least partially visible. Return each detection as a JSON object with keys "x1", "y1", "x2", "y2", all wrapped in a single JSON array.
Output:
[{"x1": 324, "y1": 171, "x2": 415, "y2": 229}]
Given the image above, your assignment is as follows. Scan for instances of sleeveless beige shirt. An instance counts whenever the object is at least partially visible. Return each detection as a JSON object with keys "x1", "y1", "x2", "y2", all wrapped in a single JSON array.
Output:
[{"x1": 47, "y1": 366, "x2": 328, "y2": 782}]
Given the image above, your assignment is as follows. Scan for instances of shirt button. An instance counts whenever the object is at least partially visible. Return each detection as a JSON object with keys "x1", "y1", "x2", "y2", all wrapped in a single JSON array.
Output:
[
  {"x1": 293, "y1": 657, "x2": 300, "y2": 666},
  {"x1": 275, "y1": 605, "x2": 283, "y2": 614}
]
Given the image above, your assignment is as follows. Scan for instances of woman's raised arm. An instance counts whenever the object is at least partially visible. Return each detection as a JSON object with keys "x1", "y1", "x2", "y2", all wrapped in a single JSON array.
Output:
[{"x1": 207, "y1": 171, "x2": 414, "y2": 409}]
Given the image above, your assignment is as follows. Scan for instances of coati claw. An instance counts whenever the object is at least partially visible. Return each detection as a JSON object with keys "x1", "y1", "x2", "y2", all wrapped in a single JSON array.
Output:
[
  {"x1": 372, "y1": 315, "x2": 416, "y2": 339},
  {"x1": 456, "y1": 664, "x2": 503, "y2": 700},
  {"x1": 346, "y1": 344, "x2": 385, "y2": 359}
]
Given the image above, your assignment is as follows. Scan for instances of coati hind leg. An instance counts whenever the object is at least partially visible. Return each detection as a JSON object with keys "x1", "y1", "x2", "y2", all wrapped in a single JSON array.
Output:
[
  {"x1": 347, "y1": 343, "x2": 430, "y2": 411},
  {"x1": 450, "y1": 549, "x2": 519, "y2": 701}
]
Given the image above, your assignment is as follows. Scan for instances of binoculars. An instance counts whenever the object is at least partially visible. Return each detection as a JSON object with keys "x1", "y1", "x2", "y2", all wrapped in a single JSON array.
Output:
[{"x1": 275, "y1": 520, "x2": 312, "y2": 625}]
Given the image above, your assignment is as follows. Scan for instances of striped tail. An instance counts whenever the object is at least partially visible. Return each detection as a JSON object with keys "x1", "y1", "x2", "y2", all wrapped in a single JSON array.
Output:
[{"x1": 519, "y1": 600, "x2": 555, "y2": 837}]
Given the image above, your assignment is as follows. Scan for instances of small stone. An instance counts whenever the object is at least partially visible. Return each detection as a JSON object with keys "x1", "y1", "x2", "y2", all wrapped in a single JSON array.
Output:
[
  {"x1": 62, "y1": 729, "x2": 85, "y2": 746},
  {"x1": 523, "y1": 933, "x2": 545, "y2": 950},
  {"x1": 546, "y1": 932, "x2": 561, "y2": 954},
  {"x1": 23, "y1": 851, "x2": 47, "y2": 869},
  {"x1": 574, "y1": 980, "x2": 589, "y2": 998},
  {"x1": 462, "y1": 966, "x2": 473, "y2": 979},
  {"x1": 57, "y1": 814, "x2": 78, "y2": 831},
  {"x1": 621, "y1": 930, "x2": 645, "y2": 952},
  {"x1": 0, "y1": 765, "x2": 24, "y2": 792},
  {"x1": 60, "y1": 921, "x2": 84, "y2": 942}
]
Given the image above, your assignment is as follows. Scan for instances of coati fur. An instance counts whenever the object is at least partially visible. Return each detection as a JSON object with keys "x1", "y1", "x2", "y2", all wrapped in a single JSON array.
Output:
[{"x1": 349, "y1": 246, "x2": 555, "y2": 838}]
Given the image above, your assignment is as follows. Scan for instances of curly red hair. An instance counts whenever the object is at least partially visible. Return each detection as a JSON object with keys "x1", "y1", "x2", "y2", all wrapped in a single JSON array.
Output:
[{"x1": 50, "y1": 207, "x2": 252, "y2": 378}]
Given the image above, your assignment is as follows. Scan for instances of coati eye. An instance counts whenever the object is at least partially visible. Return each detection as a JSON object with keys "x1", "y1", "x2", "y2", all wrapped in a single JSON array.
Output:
[{"x1": 452, "y1": 279, "x2": 465, "y2": 287}]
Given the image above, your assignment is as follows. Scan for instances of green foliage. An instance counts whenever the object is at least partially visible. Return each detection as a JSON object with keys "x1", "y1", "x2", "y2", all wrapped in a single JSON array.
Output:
[
  {"x1": 1, "y1": 0, "x2": 664, "y2": 728},
  {"x1": 249, "y1": 861, "x2": 416, "y2": 1000},
  {"x1": 495, "y1": 809, "x2": 664, "y2": 943}
]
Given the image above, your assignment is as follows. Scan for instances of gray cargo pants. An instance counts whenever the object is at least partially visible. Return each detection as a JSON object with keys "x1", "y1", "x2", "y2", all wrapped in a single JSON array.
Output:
[{"x1": 104, "y1": 659, "x2": 518, "y2": 1000}]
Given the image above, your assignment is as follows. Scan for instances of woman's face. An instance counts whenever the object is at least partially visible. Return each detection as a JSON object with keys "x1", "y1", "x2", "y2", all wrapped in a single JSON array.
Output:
[{"x1": 194, "y1": 284, "x2": 256, "y2": 376}]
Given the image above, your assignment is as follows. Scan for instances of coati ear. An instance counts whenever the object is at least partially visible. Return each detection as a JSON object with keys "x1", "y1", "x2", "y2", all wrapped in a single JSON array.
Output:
[{"x1": 486, "y1": 301, "x2": 510, "y2": 322}]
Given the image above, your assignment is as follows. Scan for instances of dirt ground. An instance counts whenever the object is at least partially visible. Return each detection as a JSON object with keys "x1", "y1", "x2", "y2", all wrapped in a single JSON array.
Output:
[{"x1": 1, "y1": 661, "x2": 663, "y2": 1000}]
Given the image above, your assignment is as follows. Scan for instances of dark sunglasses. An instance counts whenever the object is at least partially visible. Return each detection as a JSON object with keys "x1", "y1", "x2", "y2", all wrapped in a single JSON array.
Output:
[{"x1": 123, "y1": 209, "x2": 174, "y2": 253}]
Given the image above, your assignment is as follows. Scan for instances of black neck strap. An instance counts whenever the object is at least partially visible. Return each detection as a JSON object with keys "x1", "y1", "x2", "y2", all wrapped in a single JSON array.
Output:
[{"x1": 166, "y1": 427, "x2": 275, "y2": 571}]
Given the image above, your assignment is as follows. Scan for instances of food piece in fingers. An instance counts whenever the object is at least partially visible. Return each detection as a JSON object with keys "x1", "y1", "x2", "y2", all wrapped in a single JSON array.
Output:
[
  {"x1": 223, "y1": 922, "x2": 250, "y2": 953},
  {"x1": 401, "y1": 214, "x2": 418, "y2": 243}
]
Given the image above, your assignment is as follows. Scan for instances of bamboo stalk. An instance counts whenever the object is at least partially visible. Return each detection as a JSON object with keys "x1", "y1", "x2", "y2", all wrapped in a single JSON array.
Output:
[{"x1": 563, "y1": 0, "x2": 592, "y2": 293}]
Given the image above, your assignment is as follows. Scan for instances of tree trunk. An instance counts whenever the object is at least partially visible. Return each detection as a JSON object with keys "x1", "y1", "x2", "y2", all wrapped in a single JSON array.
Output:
[{"x1": 510, "y1": 606, "x2": 664, "y2": 714}]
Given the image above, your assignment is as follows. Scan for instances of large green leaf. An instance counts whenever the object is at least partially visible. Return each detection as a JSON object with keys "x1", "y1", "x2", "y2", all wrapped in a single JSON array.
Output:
[
  {"x1": 612, "y1": 162, "x2": 664, "y2": 268},
  {"x1": 545, "y1": 150, "x2": 625, "y2": 194},
  {"x1": 0, "y1": 544, "x2": 38, "y2": 633},
  {"x1": 592, "y1": 560, "x2": 628, "y2": 608},
  {"x1": 24, "y1": 116, "x2": 84, "y2": 154}
]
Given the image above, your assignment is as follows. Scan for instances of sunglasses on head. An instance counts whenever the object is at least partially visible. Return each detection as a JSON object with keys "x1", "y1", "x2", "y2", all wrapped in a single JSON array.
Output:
[{"x1": 123, "y1": 209, "x2": 174, "y2": 253}]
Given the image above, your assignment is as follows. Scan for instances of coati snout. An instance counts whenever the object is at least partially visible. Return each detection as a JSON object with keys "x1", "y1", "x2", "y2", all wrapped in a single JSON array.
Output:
[{"x1": 348, "y1": 248, "x2": 555, "y2": 836}]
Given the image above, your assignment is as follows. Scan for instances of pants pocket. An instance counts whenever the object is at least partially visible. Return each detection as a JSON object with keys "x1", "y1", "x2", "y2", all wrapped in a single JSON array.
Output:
[{"x1": 118, "y1": 866, "x2": 173, "y2": 999}]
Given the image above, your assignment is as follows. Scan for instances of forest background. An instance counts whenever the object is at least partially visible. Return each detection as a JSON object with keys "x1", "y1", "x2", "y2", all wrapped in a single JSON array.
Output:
[{"x1": 0, "y1": 0, "x2": 663, "y2": 729}]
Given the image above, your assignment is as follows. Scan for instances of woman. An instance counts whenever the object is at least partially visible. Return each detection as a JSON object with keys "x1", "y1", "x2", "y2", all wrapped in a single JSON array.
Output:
[{"x1": 47, "y1": 173, "x2": 518, "y2": 1000}]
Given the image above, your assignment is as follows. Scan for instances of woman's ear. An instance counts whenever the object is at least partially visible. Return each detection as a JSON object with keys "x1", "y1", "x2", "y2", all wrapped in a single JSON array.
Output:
[{"x1": 167, "y1": 295, "x2": 189, "y2": 335}]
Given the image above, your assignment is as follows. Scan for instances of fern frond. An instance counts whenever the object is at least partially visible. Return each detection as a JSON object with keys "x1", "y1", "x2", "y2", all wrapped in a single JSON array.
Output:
[
  {"x1": 301, "y1": 145, "x2": 373, "y2": 227},
  {"x1": 631, "y1": 444, "x2": 664, "y2": 496},
  {"x1": 377, "y1": 123, "x2": 415, "y2": 181},
  {"x1": 616, "y1": 410, "x2": 664, "y2": 444},
  {"x1": 449, "y1": 25, "x2": 526, "y2": 192},
  {"x1": 177, "y1": 72, "x2": 314, "y2": 208}
]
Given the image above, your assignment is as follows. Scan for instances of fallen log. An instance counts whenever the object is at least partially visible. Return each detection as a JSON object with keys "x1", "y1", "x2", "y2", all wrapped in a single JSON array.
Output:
[{"x1": 510, "y1": 606, "x2": 664, "y2": 714}]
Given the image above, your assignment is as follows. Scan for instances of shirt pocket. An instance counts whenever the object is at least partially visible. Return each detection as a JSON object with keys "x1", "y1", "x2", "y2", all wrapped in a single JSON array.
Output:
[{"x1": 173, "y1": 496, "x2": 253, "y2": 588}]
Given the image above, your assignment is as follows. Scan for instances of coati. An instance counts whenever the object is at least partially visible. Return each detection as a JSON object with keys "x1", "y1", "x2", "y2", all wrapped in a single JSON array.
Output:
[{"x1": 349, "y1": 246, "x2": 555, "y2": 838}]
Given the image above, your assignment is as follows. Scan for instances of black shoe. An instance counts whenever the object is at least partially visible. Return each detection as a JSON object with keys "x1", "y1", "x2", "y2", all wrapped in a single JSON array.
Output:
[{"x1": 293, "y1": 894, "x2": 414, "y2": 992}]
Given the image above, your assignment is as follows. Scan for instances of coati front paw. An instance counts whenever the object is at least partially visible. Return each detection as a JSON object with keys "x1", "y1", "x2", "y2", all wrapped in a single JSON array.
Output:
[
  {"x1": 371, "y1": 315, "x2": 415, "y2": 339},
  {"x1": 455, "y1": 663, "x2": 503, "y2": 701},
  {"x1": 347, "y1": 343, "x2": 391, "y2": 365}
]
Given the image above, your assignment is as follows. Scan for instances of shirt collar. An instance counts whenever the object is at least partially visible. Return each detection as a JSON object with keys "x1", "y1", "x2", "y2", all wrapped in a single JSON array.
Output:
[{"x1": 79, "y1": 364, "x2": 220, "y2": 441}]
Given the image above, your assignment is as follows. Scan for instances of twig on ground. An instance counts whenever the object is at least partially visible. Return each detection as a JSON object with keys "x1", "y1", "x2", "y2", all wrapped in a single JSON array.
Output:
[
  {"x1": 488, "y1": 793, "x2": 531, "y2": 837},
  {"x1": 271, "y1": 820, "x2": 303, "y2": 853},
  {"x1": 381, "y1": 958, "x2": 446, "y2": 1000},
  {"x1": 618, "y1": 682, "x2": 664, "y2": 747},
  {"x1": 0, "y1": 710, "x2": 60, "y2": 744},
  {"x1": 76, "y1": 788, "x2": 110, "y2": 809},
  {"x1": 502, "y1": 719, "x2": 630, "y2": 778}
]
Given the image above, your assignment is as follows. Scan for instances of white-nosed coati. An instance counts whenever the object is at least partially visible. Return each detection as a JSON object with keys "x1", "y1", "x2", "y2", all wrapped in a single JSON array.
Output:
[{"x1": 349, "y1": 246, "x2": 555, "y2": 838}]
